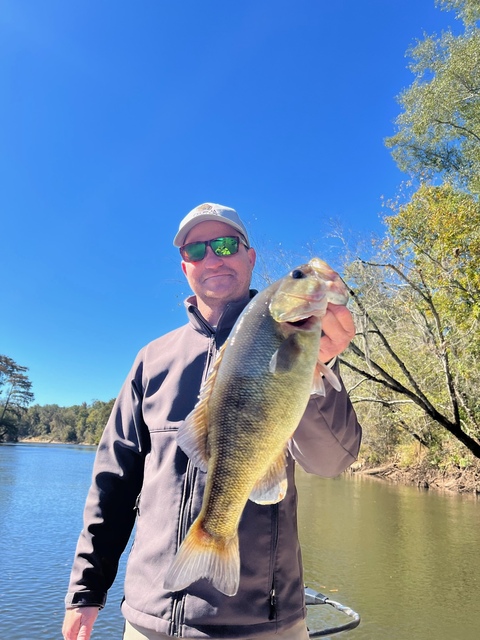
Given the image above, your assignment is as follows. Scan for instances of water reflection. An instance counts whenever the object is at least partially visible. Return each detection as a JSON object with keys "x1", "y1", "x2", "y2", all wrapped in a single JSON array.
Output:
[
  {"x1": 297, "y1": 469, "x2": 480, "y2": 640},
  {"x1": 1, "y1": 444, "x2": 479, "y2": 640}
]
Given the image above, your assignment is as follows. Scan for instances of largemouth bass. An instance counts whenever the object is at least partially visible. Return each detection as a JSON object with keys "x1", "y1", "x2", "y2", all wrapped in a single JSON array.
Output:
[{"x1": 164, "y1": 258, "x2": 349, "y2": 596}]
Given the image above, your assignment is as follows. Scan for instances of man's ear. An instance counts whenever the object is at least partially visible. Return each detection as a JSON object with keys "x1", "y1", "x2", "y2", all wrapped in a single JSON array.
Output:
[{"x1": 248, "y1": 247, "x2": 257, "y2": 269}]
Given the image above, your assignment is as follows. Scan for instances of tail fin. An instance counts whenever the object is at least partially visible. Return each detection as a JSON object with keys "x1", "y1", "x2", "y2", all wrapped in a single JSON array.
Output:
[{"x1": 163, "y1": 518, "x2": 240, "y2": 597}]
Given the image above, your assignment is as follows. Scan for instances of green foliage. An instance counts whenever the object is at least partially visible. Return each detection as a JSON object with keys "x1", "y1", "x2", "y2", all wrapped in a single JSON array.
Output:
[
  {"x1": 355, "y1": 1, "x2": 480, "y2": 464},
  {"x1": 385, "y1": 0, "x2": 480, "y2": 193},
  {"x1": 438, "y1": 0, "x2": 480, "y2": 26},
  {"x1": 19, "y1": 399, "x2": 116, "y2": 445},
  {"x1": 340, "y1": 183, "x2": 480, "y2": 462},
  {"x1": 0, "y1": 354, "x2": 116, "y2": 444},
  {"x1": 386, "y1": 184, "x2": 480, "y2": 345},
  {"x1": 0, "y1": 355, "x2": 34, "y2": 442}
]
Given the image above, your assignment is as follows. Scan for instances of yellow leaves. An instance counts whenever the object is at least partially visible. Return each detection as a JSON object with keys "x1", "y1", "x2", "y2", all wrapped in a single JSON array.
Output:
[{"x1": 387, "y1": 184, "x2": 480, "y2": 275}]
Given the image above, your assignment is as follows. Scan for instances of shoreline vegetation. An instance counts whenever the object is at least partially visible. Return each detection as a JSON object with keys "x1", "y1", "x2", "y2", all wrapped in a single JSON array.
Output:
[
  {"x1": 350, "y1": 461, "x2": 480, "y2": 496},
  {"x1": 18, "y1": 437, "x2": 480, "y2": 496}
]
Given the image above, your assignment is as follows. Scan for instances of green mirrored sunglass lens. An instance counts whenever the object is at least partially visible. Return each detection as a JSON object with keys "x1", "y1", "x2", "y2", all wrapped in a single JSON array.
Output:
[
  {"x1": 186, "y1": 243, "x2": 207, "y2": 260},
  {"x1": 212, "y1": 238, "x2": 238, "y2": 256},
  {"x1": 182, "y1": 237, "x2": 240, "y2": 261}
]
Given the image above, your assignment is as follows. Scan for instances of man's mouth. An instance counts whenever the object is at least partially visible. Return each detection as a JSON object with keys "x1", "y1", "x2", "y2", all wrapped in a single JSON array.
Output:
[{"x1": 203, "y1": 273, "x2": 233, "y2": 281}]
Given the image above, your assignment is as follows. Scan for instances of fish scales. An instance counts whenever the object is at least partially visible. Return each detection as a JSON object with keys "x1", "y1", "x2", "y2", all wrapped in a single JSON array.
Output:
[
  {"x1": 164, "y1": 258, "x2": 349, "y2": 596},
  {"x1": 201, "y1": 310, "x2": 319, "y2": 535}
]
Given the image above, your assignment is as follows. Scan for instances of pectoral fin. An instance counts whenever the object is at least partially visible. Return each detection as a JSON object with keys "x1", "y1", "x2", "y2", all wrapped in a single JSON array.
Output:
[
  {"x1": 269, "y1": 336, "x2": 301, "y2": 374},
  {"x1": 311, "y1": 360, "x2": 342, "y2": 396}
]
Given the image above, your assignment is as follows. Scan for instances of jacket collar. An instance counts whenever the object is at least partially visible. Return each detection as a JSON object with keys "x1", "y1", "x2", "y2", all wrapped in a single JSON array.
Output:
[{"x1": 185, "y1": 290, "x2": 257, "y2": 345}]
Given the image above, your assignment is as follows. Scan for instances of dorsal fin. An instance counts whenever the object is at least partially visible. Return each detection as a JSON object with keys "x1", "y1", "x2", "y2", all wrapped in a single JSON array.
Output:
[{"x1": 176, "y1": 340, "x2": 229, "y2": 471}]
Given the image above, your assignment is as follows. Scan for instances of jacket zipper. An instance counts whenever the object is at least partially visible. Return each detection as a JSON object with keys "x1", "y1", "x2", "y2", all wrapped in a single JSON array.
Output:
[
  {"x1": 170, "y1": 458, "x2": 197, "y2": 637},
  {"x1": 268, "y1": 504, "x2": 279, "y2": 621},
  {"x1": 203, "y1": 335, "x2": 217, "y2": 381},
  {"x1": 171, "y1": 333, "x2": 216, "y2": 637}
]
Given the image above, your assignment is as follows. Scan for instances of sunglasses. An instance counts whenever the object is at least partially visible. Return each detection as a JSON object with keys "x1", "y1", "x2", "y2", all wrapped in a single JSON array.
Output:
[{"x1": 180, "y1": 236, "x2": 247, "y2": 263}]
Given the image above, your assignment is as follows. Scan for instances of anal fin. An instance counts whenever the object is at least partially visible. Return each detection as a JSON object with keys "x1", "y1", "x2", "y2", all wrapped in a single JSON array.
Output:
[{"x1": 249, "y1": 450, "x2": 288, "y2": 504}]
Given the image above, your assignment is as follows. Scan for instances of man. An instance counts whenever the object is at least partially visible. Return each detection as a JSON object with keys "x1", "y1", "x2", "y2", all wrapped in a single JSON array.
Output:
[{"x1": 63, "y1": 203, "x2": 361, "y2": 640}]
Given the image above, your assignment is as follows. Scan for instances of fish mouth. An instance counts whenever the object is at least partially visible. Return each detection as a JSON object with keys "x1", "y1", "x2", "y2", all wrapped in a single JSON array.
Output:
[
  {"x1": 286, "y1": 315, "x2": 318, "y2": 329},
  {"x1": 289, "y1": 317, "x2": 310, "y2": 326},
  {"x1": 286, "y1": 292, "x2": 325, "y2": 303}
]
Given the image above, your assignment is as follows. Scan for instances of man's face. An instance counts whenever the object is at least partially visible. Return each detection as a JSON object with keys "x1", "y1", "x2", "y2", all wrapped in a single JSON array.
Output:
[{"x1": 181, "y1": 221, "x2": 256, "y2": 308}]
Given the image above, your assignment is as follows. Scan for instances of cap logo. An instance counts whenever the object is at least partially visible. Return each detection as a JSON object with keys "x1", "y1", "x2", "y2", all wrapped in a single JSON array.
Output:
[{"x1": 193, "y1": 204, "x2": 218, "y2": 216}]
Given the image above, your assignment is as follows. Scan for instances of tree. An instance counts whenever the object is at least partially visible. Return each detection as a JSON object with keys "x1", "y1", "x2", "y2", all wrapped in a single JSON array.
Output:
[
  {"x1": 0, "y1": 355, "x2": 35, "y2": 442},
  {"x1": 85, "y1": 399, "x2": 116, "y2": 444},
  {"x1": 440, "y1": 0, "x2": 480, "y2": 26},
  {"x1": 340, "y1": 184, "x2": 480, "y2": 461},
  {"x1": 385, "y1": 0, "x2": 480, "y2": 194},
  {"x1": 19, "y1": 398, "x2": 116, "y2": 444}
]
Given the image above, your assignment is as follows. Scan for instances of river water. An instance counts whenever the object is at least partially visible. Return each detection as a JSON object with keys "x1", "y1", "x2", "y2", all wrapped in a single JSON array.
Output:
[{"x1": 1, "y1": 443, "x2": 479, "y2": 639}]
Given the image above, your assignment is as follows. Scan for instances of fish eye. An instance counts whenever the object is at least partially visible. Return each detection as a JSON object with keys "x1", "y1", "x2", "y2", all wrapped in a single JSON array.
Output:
[{"x1": 291, "y1": 269, "x2": 306, "y2": 279}]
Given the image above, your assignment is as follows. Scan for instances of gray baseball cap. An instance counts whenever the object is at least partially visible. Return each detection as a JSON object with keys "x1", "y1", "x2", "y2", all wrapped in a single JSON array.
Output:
[{"x1": 173, "y1": 202, "x2": 250, "y2": 247}]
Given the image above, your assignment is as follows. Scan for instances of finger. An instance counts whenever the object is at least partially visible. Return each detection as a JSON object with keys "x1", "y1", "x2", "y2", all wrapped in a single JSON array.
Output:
[
  {"x1": 78, "y1": 622, "x2": 92, "y2": 640},
  {"x1": 78, "y1": 610, "x2": 96, "y2": 640},
  {"x1": 63, "y1": 608, "x2": 97, "y2": 640},
  {"x1": 324, "y1": 304, "x2": 355, "y2": 338},
  {"x1": 319, "y1": 307, "x2": 355, "y2": 362}
]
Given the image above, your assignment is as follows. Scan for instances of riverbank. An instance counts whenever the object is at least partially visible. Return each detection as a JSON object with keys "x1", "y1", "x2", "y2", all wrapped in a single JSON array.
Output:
[
  {"x1": 16, "y1": 438, "x2": 480, "y2": 495},
  {"x1": 18, "y1": 436, "x2": 94, "y2": 446},
  {"x1": 353, "y1": 460, "x2": 480, "y2": 495}
]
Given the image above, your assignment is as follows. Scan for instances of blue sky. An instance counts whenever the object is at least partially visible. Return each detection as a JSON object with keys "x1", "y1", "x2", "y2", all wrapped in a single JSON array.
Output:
[{"x1": 1, "y1": 1, "x2": 456, "y2": 407}]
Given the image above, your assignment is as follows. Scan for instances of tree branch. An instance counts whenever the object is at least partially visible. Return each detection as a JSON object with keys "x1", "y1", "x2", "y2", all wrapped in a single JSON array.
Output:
[
  {"x1": 433, "y1": 118, "x2": 480, "y2": 144},
  {"x1": 347, "y1": 280, "x2": 437, "y2": 412}
]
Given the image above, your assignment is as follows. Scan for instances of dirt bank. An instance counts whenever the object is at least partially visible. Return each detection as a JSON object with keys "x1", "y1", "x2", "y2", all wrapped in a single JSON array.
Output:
[{"x1": 353, "y1": 461, "x2": 480, "y2": 495}]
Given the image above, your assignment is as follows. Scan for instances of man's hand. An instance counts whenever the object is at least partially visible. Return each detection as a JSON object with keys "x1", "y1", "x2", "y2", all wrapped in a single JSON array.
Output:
[
  {"x1": 62, "y1": 607, "x2": 99, "y2": 640},
  {"x1": 319, "y1": 303, "x2": 355, "y2": 364}
]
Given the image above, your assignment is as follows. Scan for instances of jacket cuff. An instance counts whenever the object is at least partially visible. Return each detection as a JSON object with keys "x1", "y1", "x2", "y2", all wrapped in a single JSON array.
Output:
[{"x1": 65, "y1": 591, "x2": 107, "y2": 609}]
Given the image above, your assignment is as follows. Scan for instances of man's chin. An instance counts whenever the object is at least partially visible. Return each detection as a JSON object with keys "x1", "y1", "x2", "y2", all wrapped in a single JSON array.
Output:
[
  {"x1": 203, "y1": 288, "x2": 234, "y2": 300},
  {"x1": 202, "y1": 275, "x2": 235, "y2": 293}
]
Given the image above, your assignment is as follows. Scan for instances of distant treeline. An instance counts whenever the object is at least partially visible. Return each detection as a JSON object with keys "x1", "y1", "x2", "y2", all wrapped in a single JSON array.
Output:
[{"x1": 17, "y1": 400, "x2": 116, "y2": 445}]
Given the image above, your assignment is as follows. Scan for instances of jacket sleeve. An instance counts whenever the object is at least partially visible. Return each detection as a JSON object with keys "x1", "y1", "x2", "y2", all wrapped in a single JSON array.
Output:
[
  {"x1": 289, "y1": 361, "x2": 361, "y2": 477},
  {"x1": 65, "y1": 354, "x2": 150, "y2": 609}
]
